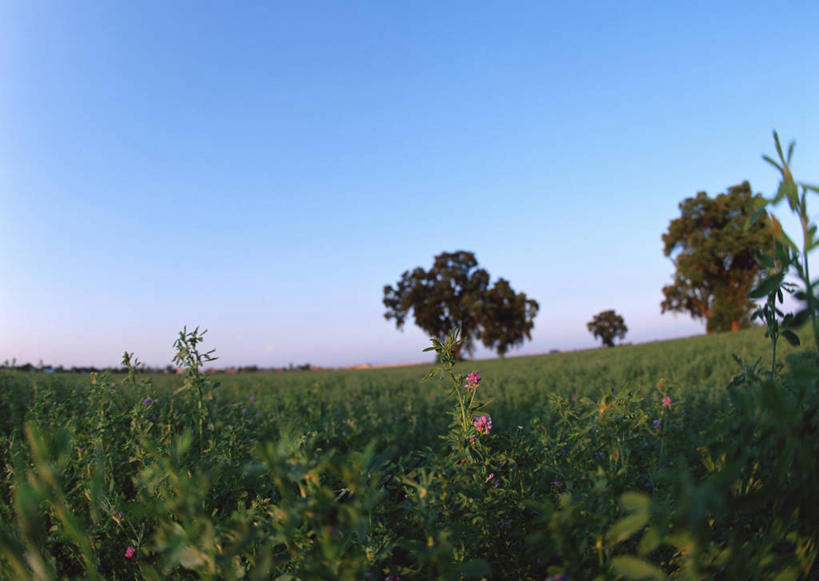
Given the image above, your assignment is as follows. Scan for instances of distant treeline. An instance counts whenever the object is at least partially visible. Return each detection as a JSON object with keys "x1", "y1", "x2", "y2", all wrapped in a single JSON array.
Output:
[{"x1": 0, "y1": 361, "x2": 314, "y2": 374}]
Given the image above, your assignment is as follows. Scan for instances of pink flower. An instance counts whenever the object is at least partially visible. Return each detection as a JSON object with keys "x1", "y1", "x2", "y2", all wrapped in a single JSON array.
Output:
[
  {"x1": 473, "y1": 415, "x2": 492, "y2": 435},
  {"x1": 465, "y1": 371, "x2": 482, "y2": 391},
  {"x1": 485, "y1": 472, "x2": 495, "y2": 483},
  {"x1": 662, "y1": 396, "x2": 672, "y2": 409},
  {"x1": 125, "y1": 546, "x2": 136, "y2": 560}
]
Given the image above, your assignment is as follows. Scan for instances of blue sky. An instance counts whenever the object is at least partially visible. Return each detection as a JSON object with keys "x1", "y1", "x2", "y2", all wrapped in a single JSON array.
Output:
[{"x1": 2, "y1": 1, "x2": 818, "y2": 368}]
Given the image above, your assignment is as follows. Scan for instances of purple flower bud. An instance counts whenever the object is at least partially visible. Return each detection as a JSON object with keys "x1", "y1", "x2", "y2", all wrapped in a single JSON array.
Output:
[
  {"x1": 465, "y1": 370, "x2": 482, "y2": 391},
  {"x1": 472, "y1": 415, "x2": 492, "y2": 435}
]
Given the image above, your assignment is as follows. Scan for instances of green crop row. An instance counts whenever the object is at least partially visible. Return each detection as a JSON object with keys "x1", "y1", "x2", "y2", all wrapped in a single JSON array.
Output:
[{"x1": 0, "y1": 325, "x2": 816, "y2": 580}]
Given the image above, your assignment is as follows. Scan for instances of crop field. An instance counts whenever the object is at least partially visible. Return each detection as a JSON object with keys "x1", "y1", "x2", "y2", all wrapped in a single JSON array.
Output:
[{"x1": 1, "y1": 327, "x2": 817, "y2": 580}]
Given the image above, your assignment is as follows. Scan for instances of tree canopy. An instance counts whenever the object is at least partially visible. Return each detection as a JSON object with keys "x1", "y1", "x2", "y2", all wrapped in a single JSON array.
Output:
[
  {"x1": 661, "y1": 182, "x2": 773, "y2": 333},
  {"x1": 587, "y1": 309, "x2": 628, "y2": 347},
  {"x1": 383, "y1": 251, "x2": 539, "y2": 358}
]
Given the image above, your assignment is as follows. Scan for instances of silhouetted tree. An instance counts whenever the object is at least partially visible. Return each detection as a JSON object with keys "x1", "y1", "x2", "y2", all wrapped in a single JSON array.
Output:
[
  {"x1": 587, "y1": 309, "x2": 628, "y2": 347},
  {"x1": 383, "y1": 251, "x2": 539, "y2": 358}
]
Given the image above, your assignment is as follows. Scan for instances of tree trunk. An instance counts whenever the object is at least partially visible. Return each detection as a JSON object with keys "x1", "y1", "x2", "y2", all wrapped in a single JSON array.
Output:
[{"x1": 731, "y1": 319, "x2": 740, "y2": 332}]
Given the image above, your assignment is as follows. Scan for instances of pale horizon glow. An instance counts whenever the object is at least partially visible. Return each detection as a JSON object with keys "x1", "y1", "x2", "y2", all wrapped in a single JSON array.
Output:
[{"x1": 1, "y1": 2, "x2": 818, "y2": 368}]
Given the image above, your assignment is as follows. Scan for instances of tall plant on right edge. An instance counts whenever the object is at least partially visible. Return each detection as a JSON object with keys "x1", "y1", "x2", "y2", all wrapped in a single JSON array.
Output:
[{"x1": 749, "y1": 131, "x2": 819, "y2": 359}]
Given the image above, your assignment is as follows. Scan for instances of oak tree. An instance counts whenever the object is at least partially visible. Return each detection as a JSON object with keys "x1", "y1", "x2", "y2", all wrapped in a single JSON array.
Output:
[
  {"x1": 661, "y1": 182, "x2": 773, "y2": 333},
  {"x1": 383, "y1": 251, "x2": 539, "y2": 358},
  {"x1": 587, "y1": 309, "x2": 628, "y2": 347}
]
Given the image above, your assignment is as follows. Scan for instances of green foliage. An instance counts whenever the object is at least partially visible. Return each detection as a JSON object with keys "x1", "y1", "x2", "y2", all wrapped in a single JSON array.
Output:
[
  {"x1": 661, "y1": 181, "x2": 774, "y2": 333},
  {"x1": 587, "y1": 309, "x2": 628, "y2": 347},
  {"x1": 0, "y1": 324, "x2": 813, "y2": 579},
  {"x1": 383, "y1": 250, "x2": 539, "y2": 358},
  {"x1": 753, "y1": 132, "x2": 819, "y2": 353}
]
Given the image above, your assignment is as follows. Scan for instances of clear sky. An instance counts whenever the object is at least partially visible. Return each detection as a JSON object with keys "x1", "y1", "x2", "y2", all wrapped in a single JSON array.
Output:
[{"x1": 2, "y1": 1, "x2": 818, "y2": 368}]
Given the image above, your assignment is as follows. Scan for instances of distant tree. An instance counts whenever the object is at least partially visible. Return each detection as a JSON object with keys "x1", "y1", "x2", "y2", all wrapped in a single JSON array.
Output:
[
  {"x1": 587, "y1": 309, "x2": 628, "y2": 347},
  {"x1": 478, "y1": 277, "x2": 541, "y2": 356},
  {"x1": 383, "y1": 250, "x2": 539, "y2": 358},
  {"x1": 661, "y1": 182, "x2": 773, "y2": 333}
]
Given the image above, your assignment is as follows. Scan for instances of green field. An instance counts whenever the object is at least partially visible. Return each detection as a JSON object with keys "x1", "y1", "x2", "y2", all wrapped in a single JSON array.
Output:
[{"x1": 1, "y1": 327, "x2": 817, "y2": 580}]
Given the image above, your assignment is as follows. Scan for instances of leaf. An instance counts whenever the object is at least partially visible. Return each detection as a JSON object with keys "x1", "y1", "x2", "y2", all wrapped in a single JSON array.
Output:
[
  {"x1": 755, "y1": 252, "x2": 775, "y2": 269},
  {"x1": 637, "y1": 527, "x2": 662, "y2": 556},
  {"x1": 611, "y1": 555, "x2": 666, "y2": 580},
  {"x1": 791, "y1": 308, "x2": 811, "y2": 328},
  {"x1": 607, "y1": 493, "x2": 651, "y2": 544},
  {"x1": 782, "y1": 330, "x2": 800, "y2": 347},
  {"x1": 781, "y1": 229, "x2": 800, "y2": 252},
  {"x1": 778, "y1": 180, "x2": 799, "y2": 210},
  {"x1": 620, "y1": 492, "x2": 651, "y2": 512},
  {"x1": 745, "y1": 206, "x2": 767, "y2": 228},
  {"x1": 773, "y1": 130, "x2": 784, "y2": 161},
  {"x1": 607, "y1": 514, "x2": 650, "y2": 544},
  {"x1": 460, "y1": 559, "x2": 491, "y2": 577},
  {"x1": 762, "y1": 154, "x2": 783, "y2": 173},
  {"x1": 749, "y1": 273, "x2": 785, "y2": 299},
  {"x1": 772, "y1": 566, "x2": 800, "y2": 581}
]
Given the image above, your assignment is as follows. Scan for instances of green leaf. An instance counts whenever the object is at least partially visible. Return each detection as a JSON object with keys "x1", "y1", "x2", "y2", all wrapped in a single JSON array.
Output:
[
  {"x1": 762, "y1": 155, "x2": 783, "y2": 173},
  {"x1": 772, "y1": 566, "x2": 800, "y2": 581},
  {"x1": 755, "y1": 252, "x2": 775, "y2": 269},
  {"x1": 791, "y1": 308, "x2": 811, "y2": 327},
  {"x1": 773, "y1": 130, "x2": 784, "y2": 161},
  {"x1": 611, "y1": 556, "x2": 666, "y2": 580},
  {"x1": 620, "y1": 492, "x2": 651, "y2": 512},
  {"x1": 607, "y1": 514, "x2": 650, "y2": 544},
  {"x1": 460, "y1": 559, "x2": 491, "y2": 577},
  {"x1": 782, "y1": 329, "x2": 800, "y2": 347},
  {"x1": 607, "y1": 493, "x2": 651, "y2": 544},
  {"x1": 749, "y1": 273, "x2": 785, "y2": 299},
  {"x1": 637, "y1": 527, "x2": 662, "y2": 556},
  {"x1": 746, "y1": 206, "x2": 767, "y2": 228},
  {"x1": 778, "y1": 180, "x2": 799, "y2": 210}
]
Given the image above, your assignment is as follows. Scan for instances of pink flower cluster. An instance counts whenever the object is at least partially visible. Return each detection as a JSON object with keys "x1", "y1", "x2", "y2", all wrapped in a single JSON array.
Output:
[
  {"x1": 124, "y1": 546, "x2": 136, "y2": 560},
  {"x1": 662, "y1": 396, "x2": 672, "y2": 409},
  {"x1": 473, "y1": 415, "x2": 492, "y2": 435},
  {"x1": 465, "y1": 371, "x2": 482, "y2": 391}
]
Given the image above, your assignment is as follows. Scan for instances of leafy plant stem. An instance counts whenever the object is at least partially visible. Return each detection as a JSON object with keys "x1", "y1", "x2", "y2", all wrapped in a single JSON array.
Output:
[{"x1": 800, "y1": 210, "x2": 819, "y2": 352}]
